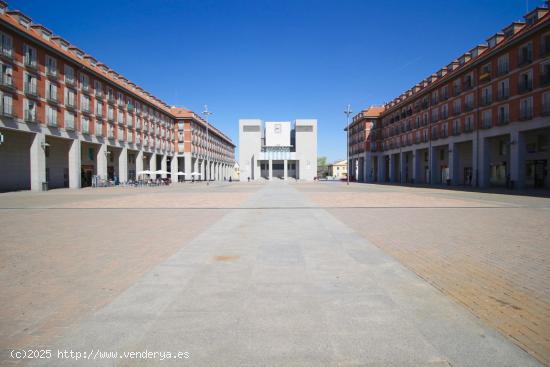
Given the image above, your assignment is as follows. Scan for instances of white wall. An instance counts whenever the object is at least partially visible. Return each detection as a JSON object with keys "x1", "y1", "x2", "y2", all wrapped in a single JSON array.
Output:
[
  {"x1": 265, "y1": 121, "x2": 291, "y2": 147},
  {"x1": 295, "y1": 119, "x2": 317, "y2": 180},
  {"x1": 239, "y1": 119, "x2": 262, "y2": 180}
]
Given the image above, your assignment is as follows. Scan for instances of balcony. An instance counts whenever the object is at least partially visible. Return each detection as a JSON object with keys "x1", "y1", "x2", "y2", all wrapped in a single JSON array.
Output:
[
  {"x1": 519, "y1": 109, "x2": 533, "y2": 121},
  {"x1": 497, "y1": 66, "x2": 509, "y2": 76},
  {"x1": 497, "y1": 90, "x2": 509, "y2": 101},
  {"x1": 81, "y1": 106, "x2": 91, "y2": 115},
  {"x1": 497, "y1": 114, "x2": 509, "y2": 126},
  {"x1": 46, "y1": 119, "x2": 57, "y2": 128},
  {"x1": 95, "y1": 90, "x2": 103, "y2": 98},
  {"x1": 481, "y1": 119, "x2": 492, "y2": 129},
  {"x1": 46, "y1": 69, "x2": 58, "y2": 80},
  {"x1": 540, "y1": 73, "x2": 550, "y2": 87},
  {"x1": 452, "y1": 126, "x2": 461, "y2": 136},
  {"x1": 0, "y1": 75, "x2": 15, "y2": 91},
  {"x1": 453, "y1": 86, "x2": 461, "y2": 96},
  {"x1": 480, "y1": 96, "x2": 492, "y2": 107},
  {"x1": 24, "y1": 110, "x2": 37, "y2": 123},
  {"x1": 464, "y1": 124, "x2": 474, "y2": 133},
  {"x1": 107, "y1": 95, "x2": 115, "y2": 105},
  {"x1": 518, "y1": 81, "x2": 533, "y2": 94},
  {"x1": 24, "y1": 84, "x2": 39, "y2": 98},
  {"x1": 65, "y1": 78, "x2": 76, "y2": 87},
  {"x1": 518, "y1": 55, "x2": 533, "y2": 67},
  {"x1": 65, "y1": 120, "x2": 75, "y2": 131},
  {"x1": 479, "y1": 72, "x2": 491, "y2": 83},
  {"x1": 24, "y1": 59, "x2": 38, "y2": 71},
  {"x1": 81, "y1": 86, "x2": 90, "y2": 95},
  {"x1": 65, "y1": 99, "x2": 76, "y2": 110},
  {"x1": 0, "y1": 49, "x2": 13, "y2": 61},
  {"x1": 464, "y1": 104, "x2": 474, "y2": 112},
  {"x1": 542, "y1": 104, "x2": 550, "y2": 116},
  {"x1": 464, "y1": 81, "x2": 474, "y2": 91}
]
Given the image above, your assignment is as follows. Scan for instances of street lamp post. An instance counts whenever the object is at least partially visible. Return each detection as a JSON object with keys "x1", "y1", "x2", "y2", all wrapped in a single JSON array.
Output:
[
  {"x1": 344, "y1": 104, "x2": 353, "y2": 186},
  {"x1": 202, "y1": 105, "x2": 213, "y2": 185}
]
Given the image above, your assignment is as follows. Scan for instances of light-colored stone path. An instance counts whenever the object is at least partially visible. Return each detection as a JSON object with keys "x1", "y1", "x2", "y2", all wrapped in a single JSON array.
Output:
[{"x1": 15, "y1": 181, "x2": 541, "y2": 366}]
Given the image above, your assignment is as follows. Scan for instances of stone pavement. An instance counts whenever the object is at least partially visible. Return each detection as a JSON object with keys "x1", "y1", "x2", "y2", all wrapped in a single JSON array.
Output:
[
  {"x1": 297, "y1": 181, "x2": 550, "y2": 366},
  {"x1": 0, "y1": 181, "x2": 542, "y2": 366}
]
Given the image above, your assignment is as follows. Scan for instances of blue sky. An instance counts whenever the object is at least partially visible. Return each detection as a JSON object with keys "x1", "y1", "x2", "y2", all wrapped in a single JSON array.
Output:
[{"x1": 12, "y1": 0, "x2": 541, "y2": 162}]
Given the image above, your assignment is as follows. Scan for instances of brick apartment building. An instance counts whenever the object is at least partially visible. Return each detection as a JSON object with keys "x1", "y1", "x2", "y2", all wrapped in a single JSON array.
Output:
[
  {"x1": 0, "y1": 1, "x2": 235, "y2": 191},
  {"x1": 349, "y1": 4, "x2": 550, "y2": 189}
]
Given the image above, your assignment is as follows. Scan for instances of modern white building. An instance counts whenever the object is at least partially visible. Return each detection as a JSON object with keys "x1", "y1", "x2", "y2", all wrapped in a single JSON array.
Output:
[{"x1": 239, "y1": 119, "x2": 317, "y2": 181}]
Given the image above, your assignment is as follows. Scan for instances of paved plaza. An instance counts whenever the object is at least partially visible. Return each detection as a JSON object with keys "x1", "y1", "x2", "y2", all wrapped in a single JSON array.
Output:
[{"x1": 0, "y1": 181, "x2": 548, "y2": 366}]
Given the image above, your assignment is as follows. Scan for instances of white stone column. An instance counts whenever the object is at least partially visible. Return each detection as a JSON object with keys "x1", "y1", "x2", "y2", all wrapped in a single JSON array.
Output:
[
  {"x1": 509, "y1": 130, "x2": 526, "y2": 190},
  {"x1": 97, "y1": 144, "x2": 108, "y2": 180},
  {"x1": 399, "y1": 151, "x2": 405, "y2": 184},
  {"x1": 412, "y1": 150, "x2": 419, "y2": 184},
  {"x1": 118, "y1": 147, "x2": 128, "y2": 183},
  {"x1": 161, "y1": 154, "x2": 167, "y2": 178},
  {"x1": 478, "y1": 137, "x2": 490, "y2": 188},
  {"x1": 268, "y1": 159, "x2": 273, "y2": 179},
  {"x1": 171, "y1": 155, "x2": 179, "y2": 182},
  {"x1": 185, "y1": 154, "x2": 192, "y2": 181},
  {"x1": 388, "y1": 154, "x2": 395, "y2": 183},
  {"x1": 150, "y1": 153, "x2": 157, "y2": 178},
  {"x1": 429, "y1": 146, "x2": 438, "y2": 185},
  {"x1": 30, "y1": 132, "x2": 47, "y2": 191},
  {"x1": 378, "y1": 155, "x2": 386, "y2": 182},
  {"x1": 136, "y1": 150, "x2": 143, "y2": 175},
  {"x1": 449, "y1": 143, "x2": 459, "y2": 185},
  {"x1": 68, "y1": 139, "x2": 81, "y2": 189},
  {"x1": 283, "y1": 160, "x2": 288, "y2": 180}
]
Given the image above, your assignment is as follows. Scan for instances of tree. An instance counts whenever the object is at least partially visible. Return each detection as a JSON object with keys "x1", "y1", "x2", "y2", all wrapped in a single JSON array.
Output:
[{"x1": 317, "y1": 156, "x2": 328, "y2": 178}]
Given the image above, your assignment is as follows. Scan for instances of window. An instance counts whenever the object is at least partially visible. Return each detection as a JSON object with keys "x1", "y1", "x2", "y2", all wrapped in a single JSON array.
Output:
[
  {"x1": 453, "y1": 99, "x2": 461, "y2": 115},
  {"x1": 81, "y1": 116, "x2": 89, "y2": 134},
  {"x1": 497, "y1": 104, "x2": 509, "y2": 125},
  {"x1": 46, "y1": 105, "x2": 57, "y2": 126},
  {"x1": 543, "y1": 91, "x2": 550, "y2": 116},
  {"x1": 94, "y1": 80, "x2": 102, "y2": 96},
  {"x1": 95, "y1": 121, "x2": 103, "y2": 136},
  {"x1": 23, "y1": 44, "x2": 37, "y2": 68},
  {"x1": 274, "y1": 123, "x2": 281, "y2": 133},
  {"x1": 518, "y1": 70, "x2": 533, "y2": 93},
  {"x1": 24, "y1": 98, "x2": 37, "y2": 122},
  {"x1": 541, "y1": 61, "x2": 550, "y2": 86},
  {"x1": 118, "y1": 127, "x2": 124, "y2": 141},
  {"x1": 64, "y1": 111, "x2": 75, "y2": 130},
  {"x1": 465, "y1": 115, "x2": 474, "y2": 132},
  {"x1": 81, "y1": 94, "x2": 90, "y2": 112},
  {"x1": 481, "y1": 110, "x2": 492, "y2": 129},
  {"x1": 95, "y1": 101, "x2": 103, "y2": 116},
  {"x1": 497, "y1": 54, "x2": 509, "y2": 75},
  {"x1": 481, "y1": 86, "x2": 492, "y2": 106},
  {"x1": 45, "y1": 55, "x2": 57, "y2": 76},
  {"x1": 453, "y1": 79, "x2": 461, "y2": 95},
  {"x1": 520, "y1": 97, "x2": 533, "y2": 120},
  {"x1": 1, "y1": 92, "x2": 12, "y2": 116},
  {"x1": 24, "y1": 73, "x2": 38, "y2": 96},
  {"x1": 465, "y1": 94, "x2": 474, "y2": 111},
  {"x1": 46, "y1": 80, "x2": 57, "y2": 101},
  {"x1": 497, "y1": 79, "x2": 509, "y2": 100},
  {"x1": 542, "y1": 33, "x2": 550, "y2": 57},
  {"x1": 107, "y1": 88, "x2": 114, "y2": 102},
  {"x1": 0, "y1": 31, "x2": 13, "y2": 57},
  {"x1": 0, "y1": 62, "x2": 13, "y2": 86},
  {"x1": 118, "y1": 110, "x2": 124, "y2": 124},
  {"x1": 518, "y1": 42, "x2": 533, "y2": 66},
  {"x1": 452, "y1": 119, "x2": 460, "y2": 135},
  {"x1": 64, "y1": 64, "x2": 75, "y2": 85},
  {"x1": 108, "y1": 106, "x2": 114, "y2": 121},
  {"x1": 480, "y1": 63, "x2": 491, "y2": 82},
  {"x1": 79, "y1": 73, "x2": 89, "y2": 91},
  {"x1": 65, "y1": 88, "x2": 76, "y2": 108},
  {"x1": 441, "y1": 104, "x2": 448, "y2": 119}
]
